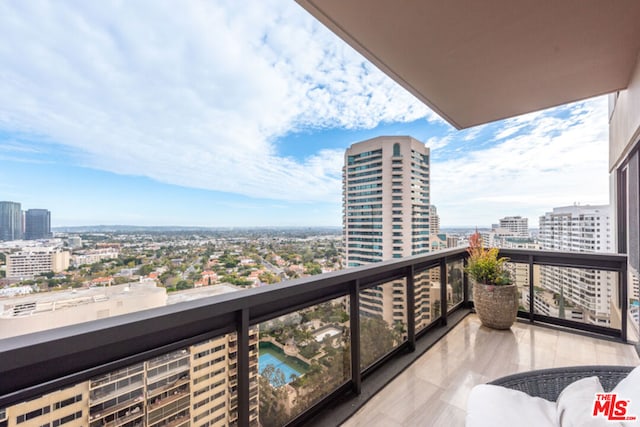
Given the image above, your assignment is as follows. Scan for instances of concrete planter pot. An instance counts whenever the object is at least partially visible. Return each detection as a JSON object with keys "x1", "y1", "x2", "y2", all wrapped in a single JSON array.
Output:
[{"x1": 473, "y1": 282, "x2": 519, "y2": 330}]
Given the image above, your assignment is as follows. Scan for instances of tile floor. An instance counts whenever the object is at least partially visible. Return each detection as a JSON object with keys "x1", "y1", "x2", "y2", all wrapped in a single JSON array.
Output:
[{"x1": 342, "y1": 315, "x2": 640, "y2": 427}]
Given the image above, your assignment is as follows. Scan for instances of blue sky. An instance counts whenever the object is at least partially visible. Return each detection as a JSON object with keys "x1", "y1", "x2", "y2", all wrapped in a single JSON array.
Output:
[{"x1": 0, "y1": 1, "x2": 610, "y2": 228}]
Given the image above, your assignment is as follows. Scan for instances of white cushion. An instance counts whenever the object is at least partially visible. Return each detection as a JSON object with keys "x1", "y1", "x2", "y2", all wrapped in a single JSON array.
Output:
[
  {"x1": 466, "y1": 384, "x2": 556, "y2": 427},
  {"x1": 612, "y1": 365, "x2": 640, "y2": 427},
  {"x1": 556, "y1": 376, "x2": 615, "y2": 427}
]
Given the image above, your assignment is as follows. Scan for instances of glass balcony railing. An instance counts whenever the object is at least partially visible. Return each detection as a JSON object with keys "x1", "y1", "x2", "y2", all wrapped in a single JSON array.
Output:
[{"x1": 0, "y1": 247, "x2": 630, "y2": 426}]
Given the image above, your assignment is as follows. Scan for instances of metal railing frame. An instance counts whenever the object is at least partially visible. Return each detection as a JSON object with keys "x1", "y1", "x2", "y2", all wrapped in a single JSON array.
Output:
[{"x1": 0, "y1": 248, "x2": 628, "y2": 426}]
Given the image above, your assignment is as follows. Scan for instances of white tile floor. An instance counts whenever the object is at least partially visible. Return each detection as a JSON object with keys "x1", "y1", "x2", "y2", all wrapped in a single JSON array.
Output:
[{"x1": 342, "y1": 315, "x2": 640, "y2": 427}]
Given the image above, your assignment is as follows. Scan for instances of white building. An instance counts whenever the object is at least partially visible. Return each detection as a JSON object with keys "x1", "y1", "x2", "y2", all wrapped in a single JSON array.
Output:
[
  {"x1": 343, "y1": 136, "x2": 430, "y2": 325},
  {"x1": 538, "y1": 205, "x2": 614, "y2": 326},
  {"x1": 71, "y1": 249, "x2": 119, "y2": 267},
  {"x1": 0, "y1": 282, "x2": 167, "y2": 339},
  {"x1": 6, "y1": 248, "x2": 70, "y2": 279},
  {"x1": 499, "y1": 216, "x2": 529, "y2": 237},
  {"x1": 480, "y1": 216, "x2": 530, "y2": 247},
  {"x1": 344, "y1": 136, "x2": 430, "y2": 266}
]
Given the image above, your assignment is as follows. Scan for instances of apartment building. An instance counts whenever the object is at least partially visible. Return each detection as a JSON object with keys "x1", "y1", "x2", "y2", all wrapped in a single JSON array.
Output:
[
  {"x1": 499, "y1": 216, "x2": 528, "y2": 237},
  {"x1": 538, "y1": 205, "x2": 615, "y2": 326},
  {"x1": 71, "y1": 249, "x2": 120, "y2": 267},
  {"x1": 343, "y1": 136, "x2": 430, "y2": 325},
  {"x1": 0, "y1": 283, "x2": 167, "y2": 339},
  {"x1": 428, "y1": 205, "x2": 440, "y2": 235},
  {"x1": 6, "y1": 249, "x2": 70, "y2": 279},
  {"x1": 1, "y1": 383, "x2": 86, "y2": 427},
  {"x1": 0, "y1": 284, "x2": 259, "y2": 427}
]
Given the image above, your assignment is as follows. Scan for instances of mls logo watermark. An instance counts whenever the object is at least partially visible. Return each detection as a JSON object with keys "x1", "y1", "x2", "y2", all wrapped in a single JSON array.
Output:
[{"x1": 592, "y1": 393, "x2": 637, "y2": 421}]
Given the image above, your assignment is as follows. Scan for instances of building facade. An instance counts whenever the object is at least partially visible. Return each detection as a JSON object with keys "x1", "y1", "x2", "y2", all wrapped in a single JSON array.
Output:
[
  {"x1": 5, "y1": 249, "x2": 70, "y2": 280},
  {"x1": 0, "y1": 201, "x2": 23, "y2": 241},
  {"x1": 24, "y1": 209, "x2": 52, "y2": 240},
  {"x1": 343, "y1": 136, "x2": 430, "y2": 325},
  {"x1": 429, "y1": 205, "x2": 440, "y2": 236},
  {"x1": 538, "y1": 205, "x2": 615, "y2": 326},
  {"x1": 498, "y1": 216, "x2": 529, "y2": 237},
  {"x1": 343, "y1": 136, "x2": 430, "y2": 266},
  {"x1": 0, "y1": 284, "x2": 259, "y2": 427}
]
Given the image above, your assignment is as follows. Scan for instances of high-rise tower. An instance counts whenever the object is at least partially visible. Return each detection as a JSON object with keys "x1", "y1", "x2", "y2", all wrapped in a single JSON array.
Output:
[
  {"x1": 343, "y1": 136, "x2": 430, "y2": 266},
  {"x1": 25, "y1": 209, "x2": 52, "y2": 240},
  {"x1": 0, "y1": 201, "x2": 23, "y2": 241},
  {"x1": 538, "y1": 205, "x2": 614, "y2": 326},
  {"x1": 343, "y1": 136, "x2": 430, "y2": 325},
  {"x1": 499, "y1": 216, "x2": 528, "y2": 237}
]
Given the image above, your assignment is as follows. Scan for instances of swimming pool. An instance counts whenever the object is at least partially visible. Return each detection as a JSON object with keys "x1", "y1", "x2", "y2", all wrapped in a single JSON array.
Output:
[{"x1": 259, "y1": 343, "x2": 308, "y2": 386}]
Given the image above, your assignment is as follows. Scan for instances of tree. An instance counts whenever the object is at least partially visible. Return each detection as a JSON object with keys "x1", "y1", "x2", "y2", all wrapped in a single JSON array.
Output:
[
  {"x1": 138, "y1": 264, "x2": 154, "y2": 276},
  {"x1": 304, "y1": 262, "x2": 322, "y2": 275},
  {"x1": 259, "y1": 271, "x2": 280, "y2": 284},
  {"x1": 90, "y1": 262, "x2": 104, "y2": 274},
  {"x1": 360, "y1": 317, "x2": 397, "y2": 368},
  {"x1": 448, "y1": 264, "x2": 464, "y2": 304},
  {"x1": 175, "y1": 280, "x2": 192, "y2": 290},
  {"x1": 259, "y1": 366, "x2": 290, "y2": 426},
  {"x1": 114, "y1": 276, "x2": 130, "y2": 285}
]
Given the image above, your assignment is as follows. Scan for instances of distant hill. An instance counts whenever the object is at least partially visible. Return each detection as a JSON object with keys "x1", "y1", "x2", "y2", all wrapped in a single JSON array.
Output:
[{"x1": 52, "y1": 225, "x2": 342, "y2": 233}]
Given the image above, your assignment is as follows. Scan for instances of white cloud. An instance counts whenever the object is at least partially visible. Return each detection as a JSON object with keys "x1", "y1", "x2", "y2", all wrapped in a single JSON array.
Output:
[
  {"x1": 431, "y1": 97, "x2": 610, "y2": 227},
  {"x1": 0, "y1": 0, "x2": 434, "y2": 202},
  {"x1": 425, "y1": 135, "x2": 452, "y2": 151}
]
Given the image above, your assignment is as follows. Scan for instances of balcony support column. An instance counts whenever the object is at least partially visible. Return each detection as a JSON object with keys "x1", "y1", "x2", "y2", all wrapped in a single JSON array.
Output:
[
  {"x1": 528, "y1": 255, "x2": 534, "y2": 323},
  {"x1": 406, "y1": 265, "x2": 416, "y2": 352},
  {"x1": 237, "y1": 308, "x2": 250, "y2": 427},
  {"x1": 349, "y1": 279, "x2": 361, "y2": 395},
  {"x1": 621, "y1": 262, "x2": 628, "y2": 342},
  {"x1": 440, "y1": 258, "x2": 447, "y2": 326},
  {"x1": 463, "y1": 260, "x2": 469, "y2": 305}
]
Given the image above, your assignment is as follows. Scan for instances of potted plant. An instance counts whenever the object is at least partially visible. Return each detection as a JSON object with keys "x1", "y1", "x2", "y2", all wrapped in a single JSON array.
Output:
[{"x1": 465, "y1": 232, "x2": 518, "y2": 329}]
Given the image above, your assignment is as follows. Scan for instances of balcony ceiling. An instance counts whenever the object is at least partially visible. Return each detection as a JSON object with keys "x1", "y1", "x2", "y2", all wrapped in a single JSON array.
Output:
[{"x1": 296, "y1": 0, "x2": 640, "y2": 129}]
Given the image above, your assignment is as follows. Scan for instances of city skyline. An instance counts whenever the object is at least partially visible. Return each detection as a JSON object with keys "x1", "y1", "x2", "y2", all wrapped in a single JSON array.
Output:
[{"x1": 0, "y1": 1, "x2": 610, "y2": 228}]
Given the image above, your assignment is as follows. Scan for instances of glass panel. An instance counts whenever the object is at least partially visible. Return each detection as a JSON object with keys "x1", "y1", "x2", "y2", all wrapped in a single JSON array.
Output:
[
  {"x1": 535, "y1": 266, "x2": 619, "y2": 328},
  {"x1": 447, "y1": 260, "x2": 464, "y2": 311},
  {"x1": 627, "y1": 268, "x2": 639, "y2": 342},
  {"x1": 414, "y1": 267, "x2": 440, "y2": 332},
  {"x1": 504, "y1": 261, "x2": 532, "y2": 312},
  {"x1": 2, "y1": 334, "x2": 242, "y2": 427},
  {"x1": 360, "y1": 278, "x2": 407, "y2": 370},
  {"x1": 258, "y1": 296, "x2": 350, "y2": 426}
]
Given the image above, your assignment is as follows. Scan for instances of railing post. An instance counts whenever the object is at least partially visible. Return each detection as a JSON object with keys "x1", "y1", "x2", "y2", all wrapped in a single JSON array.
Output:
[
  {"x1": 349, "y1": 279, "x2": 361, "y2": 395},
  {"x1": 440, "y1": 257, "x2": 447, "y2": 326},
  {"x1": 621, "y1": 262, "x2": 628, "y2": 342},
  {"x1": 406, "y1": 265, "x2": 416, "y2": 352},
  {"x1": 528, "y1": 255, "x2": 535, "y2": 323},
  {"x1": 237, "y1": 308, "x2": 250, "y2": 427},
  {"x1": 463, "y1": 257, "x2": 469, "y2": 305}
]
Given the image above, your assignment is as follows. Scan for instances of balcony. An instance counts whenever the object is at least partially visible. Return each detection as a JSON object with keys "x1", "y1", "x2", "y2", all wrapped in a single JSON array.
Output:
[
  {"x1": 0, "y1": 247, "x2": 638, "y2": 426},
  {"x1": 339, "y1": 315, "x2": 639, "y2": 426}
]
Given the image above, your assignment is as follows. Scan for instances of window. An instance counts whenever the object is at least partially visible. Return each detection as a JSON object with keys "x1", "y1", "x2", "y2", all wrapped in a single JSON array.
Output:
[
  {"x1": 52, "y1": 411, "x2": 82, "y2": 427},
  {"x1": 54, "y1": 395, "x2": 82, "y2": 410},
  {"x1": 17, "y1": 406, "x2": 50, "y2": 424},
  {"x1": 393, "y1": 143, "x2": 401, "y2": 156}
]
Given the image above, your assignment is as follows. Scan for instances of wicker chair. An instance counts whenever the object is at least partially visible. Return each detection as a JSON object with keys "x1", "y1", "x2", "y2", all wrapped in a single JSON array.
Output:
[{"x1": 488, "y1": 365, "x2": 634, "y2": 401}]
